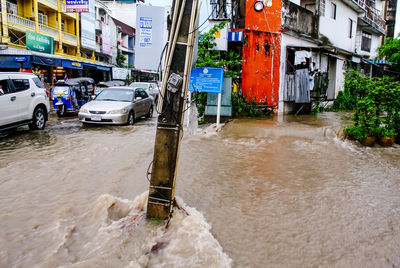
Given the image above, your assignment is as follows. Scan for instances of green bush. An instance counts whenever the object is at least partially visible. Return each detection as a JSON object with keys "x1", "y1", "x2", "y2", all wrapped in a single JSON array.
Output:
[{"x1": 343, "y1": 73, "x2": 400, "y2": 141}]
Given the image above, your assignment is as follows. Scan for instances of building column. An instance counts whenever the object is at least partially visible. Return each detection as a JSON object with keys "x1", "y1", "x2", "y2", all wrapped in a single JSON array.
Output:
[
  {"x1": 57, "y1": 0, "x2": 63, "y2": 53},
  {"x1": 1, "y1": 0, "x2": 10, "y2": 43},
  {"x1": 33, "y1": 0, "x2": 39, "y2": 32},
  {"x1": 76, "y1": 13, "x2": 81, "y2": 56}
]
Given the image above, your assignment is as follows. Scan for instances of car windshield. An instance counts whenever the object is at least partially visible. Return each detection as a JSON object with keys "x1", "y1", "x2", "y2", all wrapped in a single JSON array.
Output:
[
  {"x1": 130, "y1": 83, "x2": 149, "y2": 89},
  {"x1": 96, "y1": 89, "x2": 134, "y2": 102},
  {"x1": 53, "y1": 86, "x2": 69, "y2": 95}
]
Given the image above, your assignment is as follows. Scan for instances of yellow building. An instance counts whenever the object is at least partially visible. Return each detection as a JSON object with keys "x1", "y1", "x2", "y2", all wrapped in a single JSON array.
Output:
[{"x1": 0, "y1": 0, "x2": 109, "y2": 81}]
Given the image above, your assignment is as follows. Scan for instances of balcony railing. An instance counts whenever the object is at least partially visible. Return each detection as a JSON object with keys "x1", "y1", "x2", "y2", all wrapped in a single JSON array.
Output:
[
  {"x1": 351, "y1": 0, "x2": 367, "y2": 9},
  {"x1": 364, "y1": 5, "x2": 385, "y2": 30},
  {"x1": 62, "y1": 32, "x2": 77, "y2": 43},
  {"x1": 7, "y1": 14, "x2": 35, "y2": 30},
  {"x1": 39, "y1": 24, "x2": 58, "y2": 37}
]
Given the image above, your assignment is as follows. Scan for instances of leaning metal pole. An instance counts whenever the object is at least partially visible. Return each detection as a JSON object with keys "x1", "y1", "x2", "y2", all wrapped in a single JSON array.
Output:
[{"x1": 146, "y1": 0, "x2": 200, "y2": 220}]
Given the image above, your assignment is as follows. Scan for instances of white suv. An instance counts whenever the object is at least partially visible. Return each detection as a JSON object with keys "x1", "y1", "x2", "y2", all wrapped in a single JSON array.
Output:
[{"x1": 0, "y1": 73, "x2": 50, "y2": 131}]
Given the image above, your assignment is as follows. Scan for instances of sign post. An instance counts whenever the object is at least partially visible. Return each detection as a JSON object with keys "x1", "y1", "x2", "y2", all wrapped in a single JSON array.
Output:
[{"x1": 189, "y1": 67, "x2": 224, "y2": 128}]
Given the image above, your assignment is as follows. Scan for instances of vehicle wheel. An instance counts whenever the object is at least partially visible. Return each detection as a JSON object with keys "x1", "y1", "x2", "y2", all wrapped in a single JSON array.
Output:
[
  {"x1": 56, "y1": 105, "x2": 65, "y2": 117},
  {"x1": 29, "y1": 108, "x2": 46, "y2": 130},
  {"x1": 146, "y1": 106, "x2": 153, "y2": 118},
  {"x1": 127, "y1": 111, "x2": 135, "y2": 125}
]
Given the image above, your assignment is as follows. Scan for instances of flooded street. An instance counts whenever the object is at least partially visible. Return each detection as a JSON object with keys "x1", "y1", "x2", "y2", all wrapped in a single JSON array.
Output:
[{"x1": 1, "y1": 112, "x2": 400, "y2": 267}]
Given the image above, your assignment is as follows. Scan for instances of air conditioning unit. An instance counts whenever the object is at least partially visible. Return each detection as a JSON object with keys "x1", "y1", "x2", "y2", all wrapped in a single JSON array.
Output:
[{"x1": 38, "y1": 13, "x2": 48, "y2": 25}]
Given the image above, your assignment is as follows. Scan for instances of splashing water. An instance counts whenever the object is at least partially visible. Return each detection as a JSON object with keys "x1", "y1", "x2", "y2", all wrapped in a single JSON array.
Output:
[{"x1": 21, "y1": 192, "x2": 231, "y2": 267}]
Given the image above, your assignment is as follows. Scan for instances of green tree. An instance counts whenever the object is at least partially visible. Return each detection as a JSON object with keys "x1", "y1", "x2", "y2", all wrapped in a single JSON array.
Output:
[
  {"x1": 117, "y1": 53, "x2": 127, "y2": 67},
  {"x1": 378, "y1": 36, "x2": 400, "y2": 71},
  {"x1": 196, "y1": 21, "x2": 242, "y2": 80}
]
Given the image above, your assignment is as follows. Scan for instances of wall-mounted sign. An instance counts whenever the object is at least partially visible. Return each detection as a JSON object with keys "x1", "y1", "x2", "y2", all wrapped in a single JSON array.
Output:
[
  {"x1": 102, "y1": 23, "x2": 111, "y2": 55},
  {"x1": 80, "y1": 0, "x2": 96, "y2": 50},
  {"x1": 14, "y1": 56, "x2": 28, "y2": 62},
  {"x1": 26, "y1": 31, "x2": 54, "y2": 54},
  {"x1": 66, "y1": 0, "x2": 89, "y2": 12},
  {"x1": 135, "y1": 5, "x2": 165, "y2": 70},
  {"x1": 112, "y1": 67, "x2": 130, "y2": 80},
  {"x1": 139, "y1": 17, "x2": 152, "y2": 48},
  {"x1": 189, "y1": 67, "x2": 224, "y2": 93}
]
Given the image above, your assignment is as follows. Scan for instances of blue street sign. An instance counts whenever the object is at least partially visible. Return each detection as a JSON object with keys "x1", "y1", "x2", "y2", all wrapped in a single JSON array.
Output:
[
  {"x1": 14, "y1": 56, "x2": 27, "y2": 62},
  {"x1": 189, "y1": 67, "x2": 224, "y2": 93}
]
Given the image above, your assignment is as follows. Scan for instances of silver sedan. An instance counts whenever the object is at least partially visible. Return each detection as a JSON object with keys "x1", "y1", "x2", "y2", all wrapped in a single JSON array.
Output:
[{"x1": 78, "y1": 86, "x2": 154, "y2": 125}]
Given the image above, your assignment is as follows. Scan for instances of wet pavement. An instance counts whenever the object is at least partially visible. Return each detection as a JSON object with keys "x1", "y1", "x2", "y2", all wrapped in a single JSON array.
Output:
[{"x1": 1, "y1": 112, "x2": 400, "y2": 267}]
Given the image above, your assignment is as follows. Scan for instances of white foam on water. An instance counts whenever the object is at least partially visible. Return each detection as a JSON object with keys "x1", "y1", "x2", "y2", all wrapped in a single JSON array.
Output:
[{"x1": 40, "y1": 192, "x2": 231, "y2": 268}]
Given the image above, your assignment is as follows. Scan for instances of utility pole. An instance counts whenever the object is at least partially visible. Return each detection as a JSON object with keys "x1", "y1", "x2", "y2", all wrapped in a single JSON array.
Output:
[{"x1": 146, "y1": 0, "x2": 200, "y2": 219}]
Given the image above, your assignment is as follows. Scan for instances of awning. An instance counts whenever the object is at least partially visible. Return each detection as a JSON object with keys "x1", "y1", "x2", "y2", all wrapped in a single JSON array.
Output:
[
  {"x1": 0, "y1": 55, "x2": 31, "y2": 69},
  {"x1": 62, "y1": 60, "x2": 83, "y2": 69},
  {"x1": 32, "y1": 55, "x2": 62, "y2": 67},
  {"x1": 363, "y1": 59, "x2": 392, "y2": 66},
  {"x1": 83, "y1": 62, "x2": 97, "y2": 68},
  {"x1": 97, "y1": 65, "x2": 110, "y2": 71},
  {"x1": 228, "y1": 31, "x2": 243, "y2": 42}
]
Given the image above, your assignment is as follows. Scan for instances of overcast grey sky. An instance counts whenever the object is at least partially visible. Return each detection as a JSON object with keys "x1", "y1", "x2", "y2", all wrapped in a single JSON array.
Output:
[{"x1": 145, "y1": 0, "x2": 211, "y2": 32}]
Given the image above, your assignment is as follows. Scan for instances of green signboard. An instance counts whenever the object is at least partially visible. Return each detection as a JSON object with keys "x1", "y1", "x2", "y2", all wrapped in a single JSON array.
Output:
[{"x1": 26, "y1": 31, "x2": 54, "y2": 54}]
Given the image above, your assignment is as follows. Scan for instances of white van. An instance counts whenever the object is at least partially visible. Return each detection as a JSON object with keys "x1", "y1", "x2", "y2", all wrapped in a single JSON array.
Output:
[{"x1": 0, "y1": 73, "x2": 50, "y2": 131}]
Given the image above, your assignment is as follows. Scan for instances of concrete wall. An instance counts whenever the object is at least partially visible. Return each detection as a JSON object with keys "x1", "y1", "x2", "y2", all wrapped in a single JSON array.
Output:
[
  {"x1": 282, "y1": 0, "x2": 319, "y2": 38},
  {"x1": 319, "y1": 0, "x2": 359, "y2": 52}
]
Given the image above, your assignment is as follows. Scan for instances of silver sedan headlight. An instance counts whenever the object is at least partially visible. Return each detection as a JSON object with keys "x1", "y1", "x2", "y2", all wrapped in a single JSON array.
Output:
[
  {"x1": 107, "y1": 109, "x2": 128, "y2": 114},
  {"x1": 79, "y1": 108, "x2": 88, "y2": 113}
]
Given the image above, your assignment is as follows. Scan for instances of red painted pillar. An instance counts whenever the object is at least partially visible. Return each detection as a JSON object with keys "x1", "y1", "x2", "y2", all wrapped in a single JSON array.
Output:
[{"x1": 242, "y1": 0, "x2": 281, "y2": 107}]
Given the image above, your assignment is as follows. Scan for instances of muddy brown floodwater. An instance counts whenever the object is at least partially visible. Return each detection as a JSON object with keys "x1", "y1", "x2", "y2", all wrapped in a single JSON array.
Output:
[{"x1": 1, "y1": 112, "x2": 400, "y2": 267}]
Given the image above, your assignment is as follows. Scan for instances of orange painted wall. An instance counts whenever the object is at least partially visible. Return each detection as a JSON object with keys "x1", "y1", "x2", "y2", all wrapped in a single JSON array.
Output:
[{"x1": 242, "y1": 0, "x2": 282, "y2": 106}]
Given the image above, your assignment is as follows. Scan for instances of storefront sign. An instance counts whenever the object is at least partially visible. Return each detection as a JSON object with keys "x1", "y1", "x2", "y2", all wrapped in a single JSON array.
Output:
[
  {"x1": 62, "y1": 60, "x2": 83, "y2": 69},
  {"x1": 189, "y1": 67, "x2": 224, "y2": 93},
  {"x1": 66, "y1": 0, "x2": 89, "y2": 12},
  {"x1": 26, "y1": 31, "x2": 54, "y2": 54},
  {"x1": 80, "y1": 0, "x2": 96, "y2": 50},
  {"x1": 14, "y1": 56, "x2": 28, "y2": 62}
]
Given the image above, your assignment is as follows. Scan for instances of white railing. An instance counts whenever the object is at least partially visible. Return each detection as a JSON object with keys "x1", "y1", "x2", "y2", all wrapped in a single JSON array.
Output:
[
  {"x1": 39, "y1": 24, "x2": 58, "y2": 37},
  {"x1": 62, "y1": 32, "x2": 77, "y2": 43},
  {"x1": 7, "y1": 14, "x2": 35, "y2": 30}
]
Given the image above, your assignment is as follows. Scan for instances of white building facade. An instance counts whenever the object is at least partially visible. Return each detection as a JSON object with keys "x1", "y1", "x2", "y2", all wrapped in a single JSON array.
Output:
[{"x1": 278, "y1": 0, "x2": 386, "y2": 114}]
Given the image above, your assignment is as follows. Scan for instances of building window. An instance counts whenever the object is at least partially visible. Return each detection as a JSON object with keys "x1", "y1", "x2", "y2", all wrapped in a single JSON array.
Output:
[
  {"x1": 361, "y1": 31, "x2": 372, "y2": 52},
  {"x1": 331, "y1": 3, "x2": 336, "y2": 19},
  {"x1": 348, "y1": 19, "x2": 353, "y2": 38}
]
